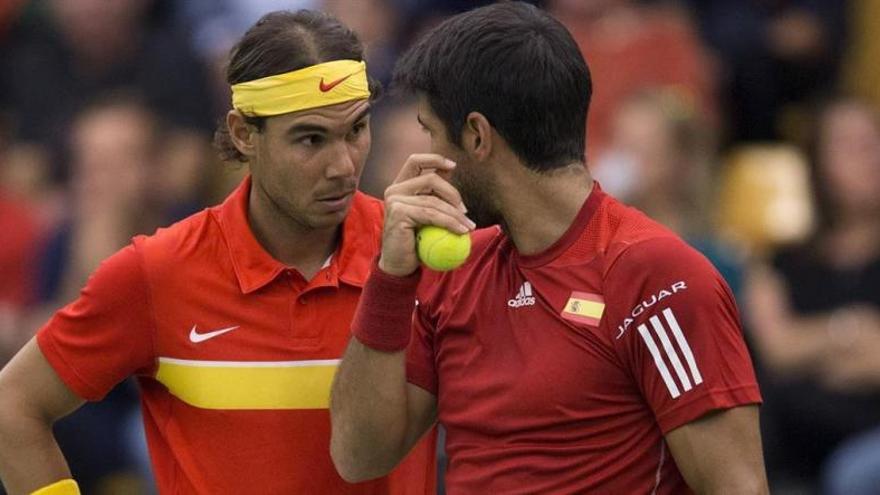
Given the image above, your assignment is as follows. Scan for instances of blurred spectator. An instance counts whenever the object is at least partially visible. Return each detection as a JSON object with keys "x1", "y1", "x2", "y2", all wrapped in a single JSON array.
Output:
[
  {"x1": 685, "y1": 0, "x2": 848, "y2": 143},
  {"x1": 548, "y1": 0, "x2": 718, "y2": 158},
  {"x1": 323, "y1": 0, "x2": 400, "y2": 84},
  {"x1": 38, "y1": 92, "x2": 170, "y2": 303},
  {"x1": 0, "y1": 0, "x2": 214, "y2": 183},
  {"x1": 23, "y1": 92, "x2": 171, "y2": 494},
  {"x1": 361, "y1": 98, "x2": 430, "y2": 197},
  {"x1": 744, "y1": 98, "x2": 880, "y2": 492},
  {"x1": 0, "y1": 190, "x2": 41, "y2": 365},
  {"x1": 594, "y1": 87, "x2": 743, "y2": 296},
  {"x1": 0, "y1": 122, "x2": 43, "y2": 367},
  {"x1": 173, "y1": 0, "x2": 317, "y2": 116}
]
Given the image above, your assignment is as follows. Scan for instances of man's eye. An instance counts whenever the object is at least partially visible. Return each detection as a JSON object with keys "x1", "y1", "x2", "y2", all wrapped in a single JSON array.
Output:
[{"x1": 299, "y1": 135, "x2": 324, "y2": 146}]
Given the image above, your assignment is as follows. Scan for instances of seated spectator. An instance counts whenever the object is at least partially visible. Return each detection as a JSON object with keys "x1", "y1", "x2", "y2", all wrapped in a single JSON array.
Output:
[
  {"x1": 593, "y1": 87, "x2": 743, "y2": 296},
  {"x1": 39, "y1": 93, "x2": 163, "y2": 303},
  {"x1": 37, "y1": 90, "x2": 212, "y2": 305},
  {"x1": 32, "y1": 93, "x2": 172, "y2": 494},
  {"x1": 744, "y1": 98, "x2": 880, "y2": 492},
  {"x1": 548, "y1": 0, "x2": 717, "y2": 158}
]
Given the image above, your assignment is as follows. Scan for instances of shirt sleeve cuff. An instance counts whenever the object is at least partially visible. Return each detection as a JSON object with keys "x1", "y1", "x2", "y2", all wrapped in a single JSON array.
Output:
[
  {"x1": 36, "y1": 330, "x2": 105, "y2": 401},
  {"x1": 656, "y1": 384, "x2": 763, "y2": 434}
]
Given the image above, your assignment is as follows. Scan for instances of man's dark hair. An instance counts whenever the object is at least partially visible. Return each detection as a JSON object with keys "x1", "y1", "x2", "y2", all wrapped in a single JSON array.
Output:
[
  {"x1": 393, "y1": 2, "x2": 591, "y2": 172},
  {"x1": 214, "y1": 10, "x2": 381, "y2": 162}
]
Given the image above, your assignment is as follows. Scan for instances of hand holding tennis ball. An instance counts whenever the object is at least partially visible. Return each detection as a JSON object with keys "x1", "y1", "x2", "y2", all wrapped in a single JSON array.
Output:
[{"x1": 417, "y1": 225, "x2": 471, "y2": 271}]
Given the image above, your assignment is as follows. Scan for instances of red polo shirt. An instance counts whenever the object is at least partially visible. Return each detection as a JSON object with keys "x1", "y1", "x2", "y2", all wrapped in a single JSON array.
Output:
[
  {"x1": 406, "y1": 185, "x2": 759, "y2": 494},
  {"x1": 38, "y1": 177, "x2": 436, "y2": 494}
]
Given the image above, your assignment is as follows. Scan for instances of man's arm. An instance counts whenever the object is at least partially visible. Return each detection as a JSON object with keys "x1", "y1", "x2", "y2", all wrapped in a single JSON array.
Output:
[
  {"x1": 330, "y1": 339, "x2": 437, "y2": 482},
  {"x1": 0, "y1": 338, "x2": 84, "y2": 494},
  {"x1": 665, "y1": 405, "x2": 768, "y2": 495},
  {"x1": 603, "y1": 237, "x2": 767, "y2": 493},
  {"x1": 330, "y1": 153, "x2": 472, "y2": 482}
]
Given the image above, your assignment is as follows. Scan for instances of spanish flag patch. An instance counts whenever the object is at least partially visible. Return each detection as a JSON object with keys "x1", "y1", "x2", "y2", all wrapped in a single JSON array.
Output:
[{"x1": 561, "y1": 292, "x2": 605, "y2": 326}]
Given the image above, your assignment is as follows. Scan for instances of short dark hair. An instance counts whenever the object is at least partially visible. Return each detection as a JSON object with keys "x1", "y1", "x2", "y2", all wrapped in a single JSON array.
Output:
[
  {"x1": 214, "y1": 10, "x2": 381, "y2": 162},
  {"x1": 393, "y1": 2, "x2": 591, "y2": 171}
]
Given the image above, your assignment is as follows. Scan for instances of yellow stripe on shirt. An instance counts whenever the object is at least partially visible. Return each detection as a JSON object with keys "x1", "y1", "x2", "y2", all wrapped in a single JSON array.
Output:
[{"x1": 155, "y1": 357, "x2": 339, "y2": 410}]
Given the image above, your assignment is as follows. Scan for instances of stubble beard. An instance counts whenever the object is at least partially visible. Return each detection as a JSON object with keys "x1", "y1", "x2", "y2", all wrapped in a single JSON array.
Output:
[{"x1": 452, "y1": 169, "x2": 500, "y2": 229}]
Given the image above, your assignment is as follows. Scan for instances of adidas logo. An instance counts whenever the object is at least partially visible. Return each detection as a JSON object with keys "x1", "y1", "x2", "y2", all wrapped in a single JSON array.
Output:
[{"x1": 508, "y1": 281, "x2": 536, "y2": 308}]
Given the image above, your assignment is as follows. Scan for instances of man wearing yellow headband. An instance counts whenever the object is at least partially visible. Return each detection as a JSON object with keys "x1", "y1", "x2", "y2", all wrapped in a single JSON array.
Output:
[{"x1": 0, "y1": 10, "x2": 435, "y2": 495}]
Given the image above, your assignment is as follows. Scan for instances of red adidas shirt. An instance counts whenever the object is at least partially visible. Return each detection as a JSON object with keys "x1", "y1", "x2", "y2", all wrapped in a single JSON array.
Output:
[
  {"x1": 37, "y1": 177, "x2": 436, "y2": 494},
  {"x1": 407, "y1": 184, "x2": 760, "y2": 494}
]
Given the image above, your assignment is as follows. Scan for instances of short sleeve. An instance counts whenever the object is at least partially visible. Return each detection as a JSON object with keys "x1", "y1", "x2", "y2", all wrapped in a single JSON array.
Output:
[
  {"x1": 604, "y1": 236, "x2": 761, "y2": 434},
  {"x1": 36, "y1": 244, "x2": 157, "y2": 401},
  {"x1": 406, "y1": 302, "x2": 438, "y2": 395}
]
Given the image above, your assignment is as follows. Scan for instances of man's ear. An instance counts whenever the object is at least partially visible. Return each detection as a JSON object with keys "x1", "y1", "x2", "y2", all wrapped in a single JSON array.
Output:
[
  {"x1": 226, "y1": 110, "x2": 259, "y2": 159},
  {"x1": 462, "y1": 111, "x2": 492, "y2": 161}
]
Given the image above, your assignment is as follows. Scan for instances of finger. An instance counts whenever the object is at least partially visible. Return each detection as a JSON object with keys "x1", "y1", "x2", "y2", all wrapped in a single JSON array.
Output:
[
  {"x1": 385, "y1": 172, "x2": 467, "y2": 212},
  {"x1": 386, "y1": 195, "x2": 475, "y2": 234},
  {"x1": 394, "y1": 153, "x2": 457, "y2": 182},
  {"x1": 392, "y1": 194, "x2": 475, "y2": 231}
]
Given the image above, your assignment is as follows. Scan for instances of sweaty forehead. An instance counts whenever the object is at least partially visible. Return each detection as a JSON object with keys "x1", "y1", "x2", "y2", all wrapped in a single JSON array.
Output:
[{"x1": 269, "y1": 98, "x2": 371, "y2": 133}]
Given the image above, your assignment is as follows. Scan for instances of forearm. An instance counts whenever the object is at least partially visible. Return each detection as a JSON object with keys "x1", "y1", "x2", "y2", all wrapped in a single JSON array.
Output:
[
  {"x1": 0, "y1": 409, "x2": 71, "y2": 494},
  {"x1": 330, "y1": 265, "x2": 423, "y2": 482},
  {"x1": 667, "y1": 406, "x2": 768, "y2": 495},
  {"x1": 757, "y1": 315, "x2": 831, "y2": 375},
  {"x1": 331, "y1": 339, "x2": 411, "y2": 481},
  {"x1": 0, "y1": 339, "x2": 84, "y2": 494}
]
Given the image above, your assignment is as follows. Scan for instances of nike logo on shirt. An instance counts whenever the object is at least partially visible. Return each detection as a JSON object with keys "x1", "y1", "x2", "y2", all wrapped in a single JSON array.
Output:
[{"x1": 189, "y1": 325, "x2": 239, "y2": 343}]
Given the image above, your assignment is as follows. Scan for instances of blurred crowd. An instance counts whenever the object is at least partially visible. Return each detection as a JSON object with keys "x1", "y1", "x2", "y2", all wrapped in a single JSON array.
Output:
[{"x1": 1, "y1": 0, "x2": 879, "y2": 494}]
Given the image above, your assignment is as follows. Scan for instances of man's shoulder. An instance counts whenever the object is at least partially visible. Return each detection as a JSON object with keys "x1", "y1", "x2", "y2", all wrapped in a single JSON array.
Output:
[
  {"x1": 133, "y1": 207, "x2": 218, "y2": 268},
  {"x1": 607, "y1": 235, "x2": 708, "y2": 278},
  {"x1": 592, "y1": 196, "x2": 695, "y2": 273},
  {"x1": 601, "y1": 232, "x2": 723, "y2": 317}
]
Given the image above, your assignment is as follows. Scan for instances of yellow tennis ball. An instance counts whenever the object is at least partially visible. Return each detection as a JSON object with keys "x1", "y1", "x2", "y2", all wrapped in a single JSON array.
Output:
[{"x1": 416, "y1": 225, "x2": 472, "y2": 271}]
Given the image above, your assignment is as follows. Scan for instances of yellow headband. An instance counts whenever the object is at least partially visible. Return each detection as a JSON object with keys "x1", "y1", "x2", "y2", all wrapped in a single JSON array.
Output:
[{"x1": 231, "y1": 60, "x2": 370, "y2": 117}]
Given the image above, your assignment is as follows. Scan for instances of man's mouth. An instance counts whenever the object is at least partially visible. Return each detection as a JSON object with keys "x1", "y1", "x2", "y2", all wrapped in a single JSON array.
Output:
[{"x1": 316, "y1": 190, "x2": 355, "y2": 210}]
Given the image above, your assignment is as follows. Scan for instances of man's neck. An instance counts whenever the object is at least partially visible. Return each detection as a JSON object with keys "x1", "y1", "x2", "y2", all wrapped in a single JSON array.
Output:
[
  {"x1": 247, "y1": 187, "x2": 339, "y2": 281},
  {"x1": 497, "y1": 162, "x2": 594, "y2": 256}
]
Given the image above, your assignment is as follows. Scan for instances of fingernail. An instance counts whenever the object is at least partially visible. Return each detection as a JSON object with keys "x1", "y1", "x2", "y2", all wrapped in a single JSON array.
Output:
[
  {"x1": 459, "y1": 202, "x2": 468, "y2": 213},
  {"x1": 445, "y1": 159, "x2": 456, "y2": 167},
  {"x1": 465, "y1": 218, "x2": 477, "y2": 230}
]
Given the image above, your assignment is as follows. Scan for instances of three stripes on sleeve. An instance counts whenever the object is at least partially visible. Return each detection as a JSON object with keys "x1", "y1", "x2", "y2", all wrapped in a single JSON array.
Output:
[{"x1": 636, "y1": 308, "x2": 703, "y2": 399}]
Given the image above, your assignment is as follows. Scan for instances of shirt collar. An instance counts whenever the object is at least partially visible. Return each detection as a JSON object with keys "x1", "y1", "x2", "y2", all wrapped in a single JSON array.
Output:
[{"x1": 212, "y1": 176, "x2": 382, "y2": 294}]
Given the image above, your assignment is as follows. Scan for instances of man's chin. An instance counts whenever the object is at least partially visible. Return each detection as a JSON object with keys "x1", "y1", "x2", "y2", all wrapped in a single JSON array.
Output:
[{"x1": 310, "y1": 208, "x2": 350, "y2": 230}]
